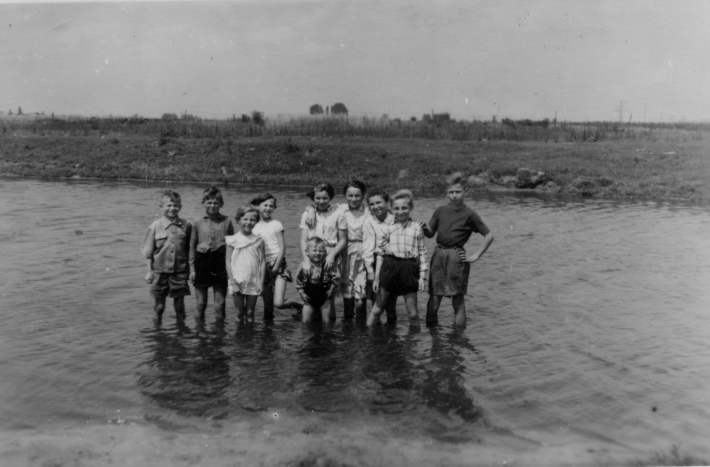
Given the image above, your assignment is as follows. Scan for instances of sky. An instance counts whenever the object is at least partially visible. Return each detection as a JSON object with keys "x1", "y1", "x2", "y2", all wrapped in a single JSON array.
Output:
[{"x1": 1, "y1": 0, "x2": 709, "y2": 122}]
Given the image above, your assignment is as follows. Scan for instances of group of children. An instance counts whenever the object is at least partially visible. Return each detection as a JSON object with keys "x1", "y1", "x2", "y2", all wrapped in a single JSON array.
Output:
[{"x1": 141, "y1": 173, "x2": 494, "y2": 327}]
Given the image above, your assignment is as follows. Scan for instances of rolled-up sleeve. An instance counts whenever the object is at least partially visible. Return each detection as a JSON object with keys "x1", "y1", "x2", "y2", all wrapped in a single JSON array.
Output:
[{"x1": 417, "y1": 227, "x2": 428, "y2": 272}]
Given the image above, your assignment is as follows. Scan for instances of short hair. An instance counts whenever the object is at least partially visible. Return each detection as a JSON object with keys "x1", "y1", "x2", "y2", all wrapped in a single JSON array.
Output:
[
  {"x1": 343, "y1": 179, "x2": 367, "y2": 196},
  {"x1": 306, "y1": 181, "x2": 335, "y2": 201},
  {"x1": 235, "y1": 205, "x2": 260, "y2": 222},
  {"x1": 202, "y1": 185, "x2": 224, "y2": 204},
  {"x1": 392, "y1": 189, "x2": 414, "y2": 208},
  {"x1": 367, "y1": 187, "x2": 390, "y2": 204},
  {"x1": 161, "y1": 190, "x2": 181, "y2": 205},
  {"x1": 250, "y1": 192, "x2": 277, "y2": 209},
  {"x1": 446, "y1": 171, "x2": 467, "y2": 188},
  {"x1": 307, "y1": 236, "x2": 326, "y2": 249}
]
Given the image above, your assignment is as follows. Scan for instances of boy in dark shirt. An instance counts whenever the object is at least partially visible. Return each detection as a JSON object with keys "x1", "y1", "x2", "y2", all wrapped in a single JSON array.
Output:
[
  {"x1": 141, "y1": 190, "x2": 192, "y2": 321},
  {"x1": 295, "y1": 237, "x2": 340, "y2": 323},
  {"x1": 421, "y1": 173, "x2": 494, "y2": 327}
]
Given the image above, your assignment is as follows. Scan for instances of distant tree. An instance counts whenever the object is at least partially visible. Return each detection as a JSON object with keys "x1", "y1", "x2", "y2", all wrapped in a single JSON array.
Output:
[
  {"x1": 17, "y1": 106, "x2": 22, "y2": 115},
  {"x1": 240, "y1": 114, "x2": 251, "y2": 123},
  {"x1": 410, "y1": 116, "x2": 416, "y2": 122},
  {"x1": 326, "y1": 106, "x2": 330, "y2": 115},
  {"x1": 491, "y1": 115, "x2": 497, "y2": 123},
  {"x1": 251, "y1": 110, "x2": 265, "y2": 126},
  {"x1": 8, "y1": 109, "x2": 12, "y2": 116},
  {"x1": 309, "y1": 104, "x2": 324, "y2": 115},
  {"x1": 331, "y1": 103, "x2": 348, "y2": 115},
  {"x1": 381, "y1": 113, "x2": 389, "y2": 120},
  {"x1": 422, "y1": 114, "x2": 431, "y2": 123},
  {"x1": 161, "y1": 113, "x2": 179, "y2": 120},
  {"x1": 180, "y1": 113, "x2": 200, "y2": 121}
]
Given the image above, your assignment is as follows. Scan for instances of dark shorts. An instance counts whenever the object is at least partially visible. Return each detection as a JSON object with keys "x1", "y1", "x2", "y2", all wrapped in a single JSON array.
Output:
[
  {"x1": 428, "y1": 246, "x2": 470, "y2": 296},
  {"x1": 150, "y1": 271, "x2": 191, "y2": 298},
  {"x1": 302, "y1": 281, "x2": 332, "y2": 311},
  {"x1": 379, "y1": 256, "x2": 420, "y2": 296},
  {"x1": 263, "y1": 258, "x2": 293, "y2": 288},
  {"x1": 194, "y1": 249, "x2": 228, "y2": 289}
]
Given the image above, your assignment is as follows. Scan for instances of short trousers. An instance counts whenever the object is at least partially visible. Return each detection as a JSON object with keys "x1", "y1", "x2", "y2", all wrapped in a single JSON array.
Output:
[
  {"x1": 263, "y1": 258, "x2": 293, "y2": 287},
  {"x1": 302, "y1": 281, "x2": 332, "y2": 311},
  {"x1": 193, "y1": 249, "x2": 229, "y2": 289},
  {"x1": 150, "y1": 271, "x2": 191, "y2": 298},
  {"x1": 428, "y1": 246, "x2": 470, "y2": 296},
  {"x1": 379, "y1": 256, "x2": 420, "y2": 296}
]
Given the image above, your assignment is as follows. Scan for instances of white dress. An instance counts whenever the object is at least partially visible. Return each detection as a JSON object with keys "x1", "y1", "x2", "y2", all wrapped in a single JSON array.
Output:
[{"x1": 226, "y1": 232, "x2": 264, "y2": 296}]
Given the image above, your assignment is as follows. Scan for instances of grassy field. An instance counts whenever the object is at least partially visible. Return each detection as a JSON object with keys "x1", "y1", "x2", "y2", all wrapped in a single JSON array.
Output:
[{"x1": 1, "y1": 126, "x2": 708, "y2": 200}]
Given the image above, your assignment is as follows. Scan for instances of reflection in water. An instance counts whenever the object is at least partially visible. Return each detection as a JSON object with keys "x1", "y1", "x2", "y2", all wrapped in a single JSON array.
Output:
[{"x1": 137, "y1": 320, "x2": 231, "y2": 420}]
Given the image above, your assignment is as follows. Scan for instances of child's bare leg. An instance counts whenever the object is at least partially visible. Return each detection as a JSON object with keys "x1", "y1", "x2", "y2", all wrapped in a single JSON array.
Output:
[
  {"x1": 244, "y1": 295, "x2": 258, "y2": 324},
  {"x1": 274, "y1": 277, "x2": 303, "y2": 310},
  {"x1": 153, "y1": 297, "x2": 166, "y2": 321},
  {"x1": 355, "y1": 297, "x2": 367, "y2": 319},
  {"x1": 403, "y1": 292, "x2": 420, "y2": 328},
  {"x1": 173, "y1": 296, "x2": 186, "y2": 320},
  {"x1": 367, "y1": 288, "x2": 390, "y2": 326},
  {"x1": 426, "y1": 294, "x2": 443, "y2": 326},
  {"x1": 385, "y1": 294, "x2": 397, "y2": 323},
  {"x1": 452, "y1": 294, "x2": 466, "y2": 327},
  {"x1": 301, "y1": 303, "x2": 315, "y2": 323},
  {"x1": 262, "y1": 284, "x2": 275, "y2": 320},
  {"x1": 343, "y1": 297, "x2": 355, "y2": 321},
  {"x1": 194, "y1": 286, "x2": 208, "y2": 321},
  {"x1": 213, "y1": 285, "x2": 227, "y2": 319},
  {"x1": 233, "y1": 293, "x2": 246, "y2": 321},
  {"x1": 321, "y1": 299, "x2": 335, "y2": 323}
]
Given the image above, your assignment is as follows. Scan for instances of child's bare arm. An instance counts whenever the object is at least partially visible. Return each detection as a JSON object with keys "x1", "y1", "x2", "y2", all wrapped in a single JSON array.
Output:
[
  {"x1": 465, "y1": 231, "x2": 494, "y2": 263},
  {"x1": 259, "y1": 241, "x2": 267, "y2": 293},
  {"x1": 418, "y1": 220, "x2": 435, "y2": 238},
  {"x1": 226, "y1": 245, "x2": 235, "y2": 286},
  {"x1": 300, "y1": 229, "x2": 312, "y2": 270},
  {"x1": 372, "y1": 255, "x2": 383, "y2": 293},
  {"x1": 326, "y1": 228, "x2": 347, "y2": 268},
  {"x1": 304, "y1": 205, "x2": 316, "y2": 229},
  {"x1": 273, "y1": 231, "x2": 286, "y2": 274},
  {"x1": 145, "y1": 259, "x2": 153, "y2": 283}
]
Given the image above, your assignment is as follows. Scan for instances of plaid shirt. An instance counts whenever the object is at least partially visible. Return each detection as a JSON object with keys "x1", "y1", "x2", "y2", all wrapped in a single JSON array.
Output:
[
  {"x1": 142, "y1": 216, "x2": 191, "y2": 274},
  {"x1": 362, "y1": 212, "x2": 395, "y2": 275},
  {"x1": 379, "y1": 219, "x2": 428, "y2": 272}
]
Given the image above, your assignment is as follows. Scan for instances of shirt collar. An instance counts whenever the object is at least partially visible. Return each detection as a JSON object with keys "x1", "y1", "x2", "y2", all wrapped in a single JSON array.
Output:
[
  {"x1": 160, "y1": 216, "x2": 185, "y2": 228},
  {"x1": 448, "y1": 202, "x2": 467, "y2": 212},
  {"x1": 316, "y1": 205, "x2": 333, "y2": 215}
]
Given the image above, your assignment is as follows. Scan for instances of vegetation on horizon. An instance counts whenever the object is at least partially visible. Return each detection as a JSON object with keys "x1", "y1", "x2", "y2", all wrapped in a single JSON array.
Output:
[{"x1": 1, "y1": 113, "x2": 706, "y2": 144}]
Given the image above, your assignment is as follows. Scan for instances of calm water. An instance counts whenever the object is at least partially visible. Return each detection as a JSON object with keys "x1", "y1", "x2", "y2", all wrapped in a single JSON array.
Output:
[{"x1": 0, "y1": 178, "x2": 709, "y2": 466}]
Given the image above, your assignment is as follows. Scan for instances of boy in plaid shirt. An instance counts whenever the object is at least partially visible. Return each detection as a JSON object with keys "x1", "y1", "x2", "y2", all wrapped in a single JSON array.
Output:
[{"x1": 368, "y1": 189, "x2": 427, "y2": 327}]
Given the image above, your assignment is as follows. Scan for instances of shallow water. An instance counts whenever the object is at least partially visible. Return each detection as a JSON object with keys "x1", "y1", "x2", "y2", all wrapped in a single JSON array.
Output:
[{"x1": 0, "y1": 178, "x2": 709, "y2": 466}]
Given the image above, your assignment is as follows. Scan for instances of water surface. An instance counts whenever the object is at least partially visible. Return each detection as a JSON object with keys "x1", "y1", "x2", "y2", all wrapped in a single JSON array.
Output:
[{"x1": 0, "y1": 179, "x2": 708, "y2": 466}]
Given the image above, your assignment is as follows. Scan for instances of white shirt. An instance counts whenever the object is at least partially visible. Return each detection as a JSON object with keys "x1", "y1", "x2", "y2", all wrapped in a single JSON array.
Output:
[{"x1": 253, "y1": 219, "x2": 284, "y2": 264}]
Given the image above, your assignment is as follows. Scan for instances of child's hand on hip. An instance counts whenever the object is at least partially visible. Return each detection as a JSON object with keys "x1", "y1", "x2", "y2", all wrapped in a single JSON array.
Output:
[
  {"x1": 418, "y1": 278, "x2": 426, "y2": 292},
  {"x1": 145, "y1": 272, "x2": 153, "y2": 284},
  {"x1": 189, "y1": 271, "x2": 196, "y2": 284}
]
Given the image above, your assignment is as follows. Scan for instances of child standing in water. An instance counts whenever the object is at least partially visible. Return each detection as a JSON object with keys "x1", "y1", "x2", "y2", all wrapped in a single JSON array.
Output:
[
  {"x1": 142, "y1": 190, "x2": 192, "y2": 321},
  {"x1": 420, "y1": 172, "x2": 494, "y2": 327},
  {"x1": 226, "y1": 205, "x2": 266, "y2": 323},
  {"x1": 362, "y1": 187, "x2": 398, "y2": 322},
  {"x1": 251, "y1": 193, "x2": 303, "y2": 319},
  {"x1": 368, "y1": 189, "x2": 427, "y2": 328},
  {"x1": 295, "y1": 237, "x2": 341, "y2": 323},
  {"x1": 189, "y1": 186, "x2": 235, "y2": 321},
  {"x1": 338, "y1": 180, "x2": 369, "y2": 319},
  {"x1": 299, "y1": 182, "x2": 347, "y2": 316}
]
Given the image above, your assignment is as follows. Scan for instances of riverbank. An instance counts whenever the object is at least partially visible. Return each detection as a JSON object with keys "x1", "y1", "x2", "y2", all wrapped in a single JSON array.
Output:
[{"x1": 1, "y1": 133, "x2": 708, "y2": 199}]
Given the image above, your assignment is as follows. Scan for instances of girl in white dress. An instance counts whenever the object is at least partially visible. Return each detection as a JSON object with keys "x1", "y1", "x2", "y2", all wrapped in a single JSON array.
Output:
[{"x1": 226, "y1": 205, "x2": 265, "y2": 323}]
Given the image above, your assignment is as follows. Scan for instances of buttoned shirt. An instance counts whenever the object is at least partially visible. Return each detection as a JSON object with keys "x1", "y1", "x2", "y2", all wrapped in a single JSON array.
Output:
[
  {"x1": 294, "y1": 261, "x2": 340, "y2": 291},
  {"x1": 142, "y1": 216, "x2": 191, "y2": 274},
  {"x1": 189, "y1": 214, "x2": 235, "y2": 269},
  {"x1": 379, "y1": 219, "x2": 428, "y2": 272},
  {"x1": 362, "y1": 212, "x2": 394, "y2": 275}
]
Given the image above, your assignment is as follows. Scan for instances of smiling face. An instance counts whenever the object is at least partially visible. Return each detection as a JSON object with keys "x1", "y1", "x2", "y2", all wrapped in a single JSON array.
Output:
[
  {"x1": 203, "y1": 197, "x2": 223, "y2": 217},
  {"x1": 160, "y1": 196, "x2": 181, "y2": 220},
  {"x1": 368, "y1": 195, "x2": 388, "y2": 221},
  {"x1": 257, "y1": 198, "x2": 276, "y2": 221},
  {"x1": 345, "y1": 186, "x2": 364, "y2": 210},
  {"x1": 391, "y1": 198, "x2": 412, "y2": 223},
  {"x1": 238, "y1": 211, "x2": 259, "y2": 234},
  {"x1": 313, "y1": 190, "x2": 332, "y2": 212},
  {"x1": 446, "y1": 183, "x2": 468, "y2": 205},
  {"x1": 307, "y1": 241, "x2": 327, "y2": 264}
]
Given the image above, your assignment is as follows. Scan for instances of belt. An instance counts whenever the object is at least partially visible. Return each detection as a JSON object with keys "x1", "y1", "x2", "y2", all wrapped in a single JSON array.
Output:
[{"x1": 436, "y1": 245, "x2": 462, "y2": 250}]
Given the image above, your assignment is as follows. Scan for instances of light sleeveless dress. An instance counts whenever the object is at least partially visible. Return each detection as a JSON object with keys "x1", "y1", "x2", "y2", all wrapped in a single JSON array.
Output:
[
  {"x1": 226, "y1": 232, "x2": 265, "y2": 296},
  {"x1": 338, "y1": 204, "x2": 369, "y2": 298}
]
